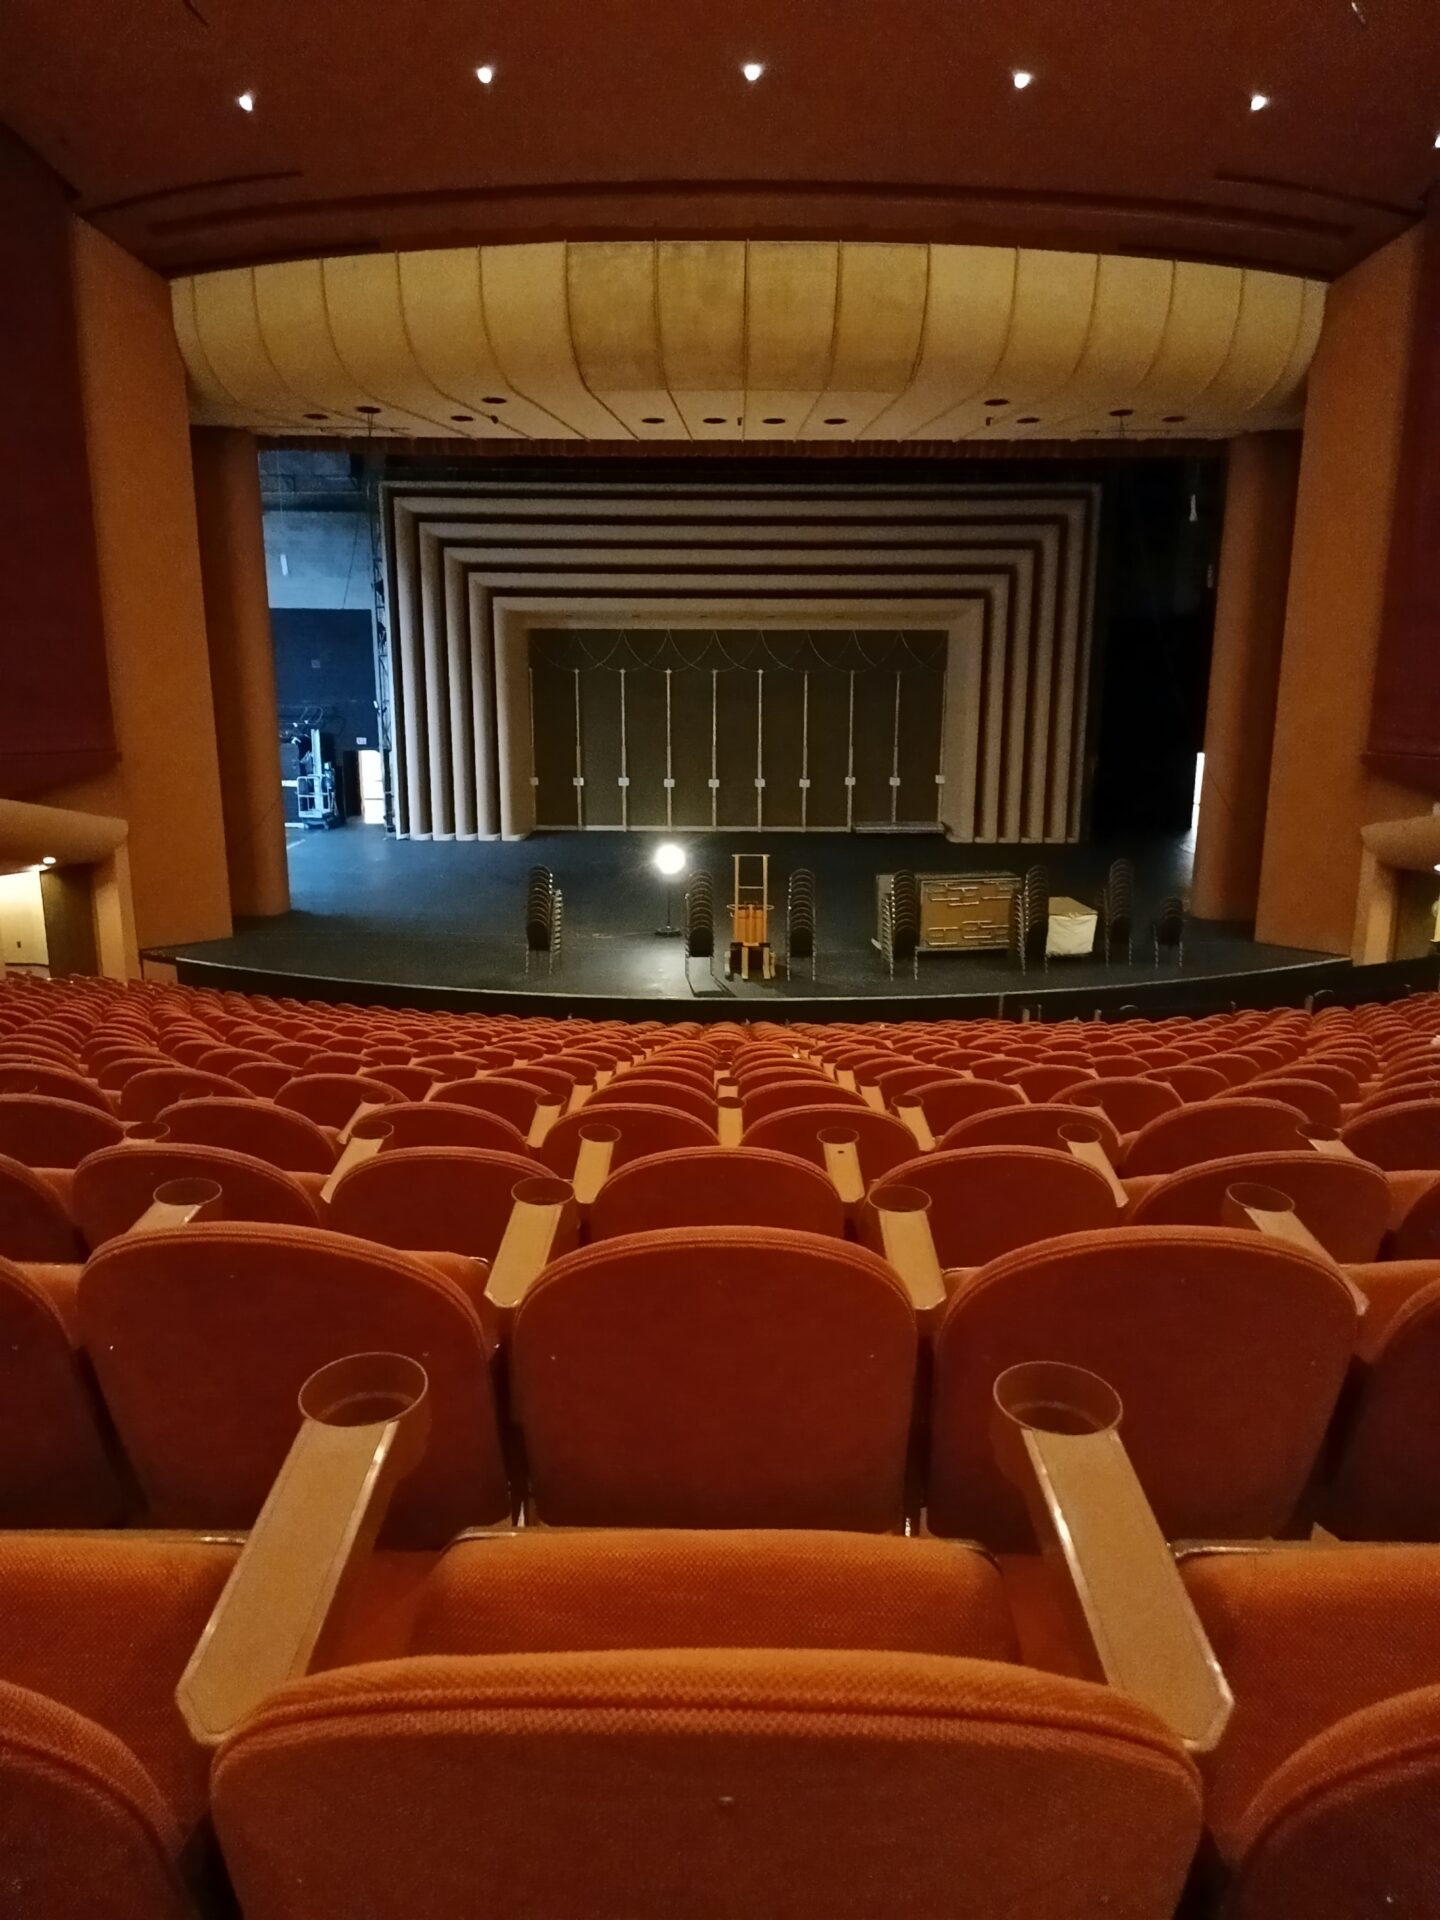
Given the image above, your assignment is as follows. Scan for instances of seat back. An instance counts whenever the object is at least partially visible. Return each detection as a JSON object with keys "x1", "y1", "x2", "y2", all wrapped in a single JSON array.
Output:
[
  {"x1": 1177, "y1": 1542, "x2": 1440, "y2": 1856},
  {"x1": 0, "y1": 1094, "x2": 123, "y2": 1169},
  {"x1": 939, "y1": 1102, "x2": 1123, "y2": 1159},
  {"x1": 0, "y1": 1151, "x2": 85, "y2": 1260},
  {"x1": 540, "y1": 1104, "x2": 716, "y2": 1178},
  {"x1": 211, "y1": 1651, "x2": 1200, "y2": 1920},
  {"x1": 871, "y1": 1147, "x2": 1118, "y2": 1268},
  {"x1": 1241, "y1": 1076, "x2": 1343, "y2": 1133},
  {"x1": 587, "y1": 1079, "x2": 718, "y2": 1126},
  {"x1": 0, "y1": 1254, "x2": 126, "y2": 1524},
  {"x1": 73, "y1": 1143, "x2": 321, "y2": 1245},
  {"x1": 588, "y1": 1148, "x2": 845, "y2": 1238},
  {"x1": 1224, "y1": 1685, "x2": 1440, "y2": 1920},
  {"x1": 118, "y1": 1067, "x2": 251, "y2": 1123},
  {"x1": 1325, "y1": 1279, "x2": 1440, "y2": 1540},
  {"x1": 741, "y1": 1079, "x2": 864, "y2": 1123},
  {"x1": 741, "y1": 1105, "x2": 916, "y2": 1187},
  {"x1": 328, "y1": 1147, "x2": 545, "y2": 1258},
  {"x1": 513, "y1": 1227, "x2": 916, "y2": 1529},
  {"x1": 0, "y1": 1061, "x2": 113, "y2": 1111},
  {"x1": 928, "y1": 1225, "x2": 1356, "y2": 1545},
  {"x1": 411, "y1": 1529, "x2": 1016, "y2": 1660},
  {"x1": 77, "y1": 1223, "x2": 509, "y2": 1542},
  {"x1": 275, "y1": 1073, "x2": 401, "y2": 1129},
  {"x1": 1061, "y1": 1075, "x2": 1183, "y2": 1132},
  {"x1": 1341, "y1": 1099, "x2": 1440, "y2": 1171},
  {"x1": 156, "y1": 1097, "x2": 336, "y2": 1173},
  {"x1": 1122, "y1": 1099, "x2": 1311, "y2": 1175},
  {"x1": 1129, "y1": 1150, "x2": 1391, "y2": 1262},
  {"x1": 0, "y1": 1682, "x2": 195, "y2": 1920}
]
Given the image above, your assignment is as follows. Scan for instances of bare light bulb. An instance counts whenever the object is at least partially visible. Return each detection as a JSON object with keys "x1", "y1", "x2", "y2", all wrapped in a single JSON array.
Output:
[
  {"x1": 475, "y1": 64, "x2": 495, "y2": 84},
  {"x1": 741, "y1": 61, "x2": 764, "y2": 82},
  {"x1": 1012, "y1": 70, "x2": 1034, "y2": 90},
  {"x1": 236, "y1": 90, "x2": 255, "y2": 112},
  {"x1": 653, "y1": 843, "x2": 687, "y2": 878}
]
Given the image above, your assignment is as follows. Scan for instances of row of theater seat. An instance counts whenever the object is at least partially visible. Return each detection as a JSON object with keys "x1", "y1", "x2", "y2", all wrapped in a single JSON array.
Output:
[
  {"x1": 3, "y1": 1524, "x2": 1440, "y2": 1918},
  {"x1": 3, "y1": 977, "x2": 1440, "y2": 1914},
  {"x1": 1, "y1": 978, "x2": 1440, "y2": 1544}
]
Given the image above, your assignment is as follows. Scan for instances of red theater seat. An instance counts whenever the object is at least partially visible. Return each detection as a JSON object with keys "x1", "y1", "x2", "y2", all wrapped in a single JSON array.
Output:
[
  {"x1": 326, "y1": 1146, "x2": 545, "y2": 1262},
  {"x1": 512, "y1": 1227, "x2": 916, "y2": 1529},
  {"x1": 588, "y1": 1147, "x2": 845, "y2": 1238},
  {"x1": 156, "y1": 1097, "x2": 336, "y2": 1174},
  {"x1": 72, "y1": 1142, "x2": 322, "y2": 1245},
  {"x1": 870, "y1": 1146, "x2": 1119, "y2": 1269},
  {"x1": 78, "y1": 1223, "x2": 510, "y2": 1543},
  {"x1": 0, "y1": 1094, "x2": 124, "y2": 1169},
  {"x1": 927, "y1": 1225, "x2": 1356, "y2": 1545},
  {"x1": 0, "y1": 1253, "x2": 126, "y2": 1525}
]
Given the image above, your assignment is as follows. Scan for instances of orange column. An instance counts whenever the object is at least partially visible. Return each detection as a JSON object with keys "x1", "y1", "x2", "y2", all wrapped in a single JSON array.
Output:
[
  {"x1": 191, "y1": 429, "x2": 291, "y2": 918},
  {"x1": 1190, "y1": 432, "x2": 1300, "y2": 923},
  {"x1": 50, "y1": 219, "x2": 232, "y2": 950},
  {"x1": 1256, "y1": 225, "x2": 1431, "y2": 955}
]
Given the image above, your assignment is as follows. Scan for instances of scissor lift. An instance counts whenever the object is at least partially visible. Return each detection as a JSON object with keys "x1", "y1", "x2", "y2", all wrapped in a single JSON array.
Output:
[{"x1": 725, "y1": 853, "x2": 776, "y2": 981}]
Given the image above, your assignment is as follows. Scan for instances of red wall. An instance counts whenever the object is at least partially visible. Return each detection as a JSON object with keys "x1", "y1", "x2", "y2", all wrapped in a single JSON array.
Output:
[
  {"x1": 0, "y1": 128, "x2": 113, "y2": 797},
  {"x1": 1368, "y1": 203, "x2": 1440, "y2": 794}
]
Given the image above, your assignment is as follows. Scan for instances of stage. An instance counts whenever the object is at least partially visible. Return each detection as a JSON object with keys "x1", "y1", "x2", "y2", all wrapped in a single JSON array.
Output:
[{"x1": 145, "y1": 824, "x2": 1417, "y2": 1022}]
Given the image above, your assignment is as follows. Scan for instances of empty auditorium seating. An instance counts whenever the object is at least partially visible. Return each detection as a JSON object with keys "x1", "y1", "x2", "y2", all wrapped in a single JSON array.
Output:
[
  {"x1": 0, "y1": 1683, "x2": 199, "y2": 1920},
  {"x1": 77, "y1": 1223, "x2": 510, "y2": 1542},
  {"x1": 927, "y1": 1225, "x2": 1357, "y2": 1544},
  {"x1": 1127, "y1": 1150, "x2": 1392, "y2": 1261},
  {"x1": 588, "y1": 1147, "x2": 846, "y2": 1238},
  {"x1": 870, "y1": 1146, "x2": 1119, "y2": 1268},
  {"x1": 0, "y1": 1151, "x2": 85, "y2": 1260},
  {"x1": 0, "y1": 1093, "x2": 123, "y2": 1169},
  {"x1": 326, "y1": 1146, "x2": 547, "y2": 1264},
  {"x1": 73, "y1": 1142, "x2": 322, "y2": 1244},
  {"x1": 1121, "y1": 1098, "x2": 1312, "y2": 1176},
  {"x1": 742, "y1": 1104, "x2": 916, "y2": 1187},
  {"x1": 0, "y1": 1254, "x2": 126, "y2": 1526},
  {"x1": 1178, "y1": 1542, "x2": 1440, "y2": 1914},
  {"x1": 212, "y1": 1647, "x2": 1201, "y2": 1920},
  {"x1": 511, "y1": 1227, "x2": 916, "y2": 1528},
  {"x1": 539, "y1": 1103, "x2": 716, "y2": 1182},
  {"x1": 155, "y1": 1096, "x2": 336, "y2": 1173}
]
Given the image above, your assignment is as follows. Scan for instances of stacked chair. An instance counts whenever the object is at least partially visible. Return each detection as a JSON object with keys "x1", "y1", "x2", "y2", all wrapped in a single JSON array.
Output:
[
  {"x1": 1099, "y1": 855, "x2": 1136, "y2": 965},
  {"x1": 3, "y1": 972, "x2": 1440, "y2": 1914},
  {"x1": 683, "y1": 869, "x2": 715, "y2": 983},
  {"x1": 878, "y1": 868, "x2": 919, "y2": 980},
  {"x1": 523, "y1": 865, "x2": 563, "y2": 975},
  {"x1": 785, "y1": 866, "x2": 817, "y2": 980},
  {"x1": 1153, "y1": 894, "x2": 1187, "y2": 967}
]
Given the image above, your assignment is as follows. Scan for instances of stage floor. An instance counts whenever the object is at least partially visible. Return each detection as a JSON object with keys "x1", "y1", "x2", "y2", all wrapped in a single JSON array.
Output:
[{"x1": 160, "y1": 826, "x2": 1336, "y2": 1008}]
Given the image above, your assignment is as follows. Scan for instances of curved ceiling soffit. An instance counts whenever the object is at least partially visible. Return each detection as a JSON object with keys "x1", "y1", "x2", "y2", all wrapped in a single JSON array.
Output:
[{"x1": 173, "y1": 238, "x2": 1325, "y2": 444}]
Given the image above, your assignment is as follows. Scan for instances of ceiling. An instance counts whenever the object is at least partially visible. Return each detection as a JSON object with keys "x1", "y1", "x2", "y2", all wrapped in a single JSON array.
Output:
[
  {"x1": 175, "y1": 240, "x2": 1322, "y2": 442},
  {"x1": 2, "y1": 0, "x2": 1436, "y2": 279}
]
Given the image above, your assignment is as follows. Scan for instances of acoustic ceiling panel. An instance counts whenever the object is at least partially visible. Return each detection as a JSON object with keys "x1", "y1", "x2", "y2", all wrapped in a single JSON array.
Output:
[{"x1": 174, "y1": 239, "x2": 1324, "y2": 442}]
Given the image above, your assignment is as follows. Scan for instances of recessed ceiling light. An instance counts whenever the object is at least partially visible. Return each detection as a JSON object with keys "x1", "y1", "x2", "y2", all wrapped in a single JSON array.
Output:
[
  {"x1": 984, "y1": 397, "x2": 1010, "y2": 407},
  {"x1": 480, "y1": 396, "x2": 507, "y2": 405},
  {"x1": 1012, "y1": 70, "x2": 1034, "y2": 90},
  {"x1": 642, "y1": 416, "x2": 666, "y2": 424},
  {"x1": 1250, "y1": 91, "x2": 1270, "y2": 112},
  {"x1": 1017, "y1": 416, "x2": 1040, "y2": 424},
  {"x1": 742, "y1": 61, "x2": 764, "y2": 82},
  {"x1": 40, "y1": 855, "x2": 56, "y2": 867},
  {"x1": 451, "y1": 414, "x2": 475, "y2": 423},
  {"x1": 236, "y1": 91, "x2": 255, "y2": 112},
  {"x1": 475, "y1": 64, "x2": 495, "y2": 85},
  {"x1": 823, "y1": 417, "x2": 848, "y2": 426},
  {"x1": 1434, "y1": 130, "x2": 1440, "y2": 148}
]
